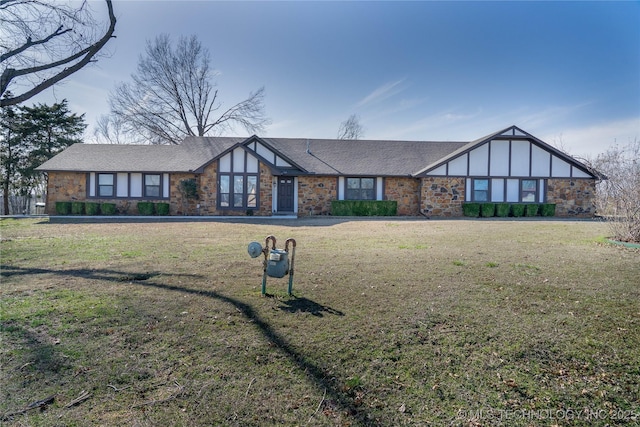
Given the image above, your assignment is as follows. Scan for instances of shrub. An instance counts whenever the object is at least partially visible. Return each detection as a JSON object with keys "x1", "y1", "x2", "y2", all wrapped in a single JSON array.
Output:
[
  {"x1": 71, "y1": 201, "x2": 84, "y2": 215},
  {"x1": 101, "y1": 203, "x2": 117, "y2": 215},
  {"x1": 331, "y1": 200, "x2": 397, "y2": 216},
  {"x1": 179, "y1": 178, "x2": 198, "y2": 199},
  {"x1": 525, "y1": 204, "x2": 539, "y2": 217},
  {"x1": 156, "y1": 203, "x2": 170, "y2": 216},
  {"x1": 540, "y1": 203, "x2": 556, "y2": 217},
  {"x1": 496, "y1": 203, "x2": 510, "y2": 217},
  {"x1": 55, "y1": 201, "x2": 71, "y2": 215},
  {"x1": 480, "y1": 203, "x2": 496, "y2": 217},
  {"x1": 138, "y1": 202, "x2": 155, "y2": 215},
  {"x1": 511, "y1": 204, "x2": 525, "y2": 217},
  {"x1": 85, "y1": 202, "x2": 100, "y2": 215},
  {"x1": 462, "y1": 203, "x2": 480, "y2": 217}
]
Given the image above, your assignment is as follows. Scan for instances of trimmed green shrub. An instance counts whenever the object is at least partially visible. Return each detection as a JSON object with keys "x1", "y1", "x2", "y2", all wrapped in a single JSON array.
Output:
[
  {"x1": 462, "y1": 203, "x2": 480, "y2": 217},
  {"x1": 71, "y1": 201, "x2": 84, "y2": 215},
  {"x1": 330, "y1": 200, "x2": 397, "y2": 216},
  {"x1": 540, "y1": 203, "x2": 556, "y2": 217},
  {"x1": 55, "y1": 201, "x2": 71, "y2": 215},
  {"x1": 179, "y1": 178, "x2": 198, "y2": 200},
  {"x1": 156, "y1": 203, "x2": 170, "y2": 216},
  {"x1": 480, "y1": 203, "x2": 496, "y2": 217},
  {"x1": 138, "y1": 202, "x2": 155, "y2": 215},
  {"x1": 85, "y1": 202, "x2": 100, "y2": 215},
  {"x1": 100, "y1": 203, "x2": 117, "y2": 215},
  {"x1": 496, "y1": 203, "x2": 510, "y2": 217},
  {"x1": 511, "y1": 204, "x2": 525, "y2": 217},
  {"x1": 525, "y1": 204, "x2": 539, "y2": 217}
]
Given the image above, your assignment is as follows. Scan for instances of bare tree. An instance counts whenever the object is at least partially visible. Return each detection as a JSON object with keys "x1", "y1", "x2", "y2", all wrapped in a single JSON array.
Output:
[
  {"x1": 0, "y1": 0, "x2": 116, "y2": 107},
  {"x1": 585, "y1": 139, "x2": 640, "y2": 243},
  {"x1": 93, "y1": 114, "x2": 138, "y2": 145},
  {"x1": 103, "y1": 34, "x2": 269, "y2": 145},
  {"x1": 338, "y1": 114, "x2": 364, "y2": 140}
]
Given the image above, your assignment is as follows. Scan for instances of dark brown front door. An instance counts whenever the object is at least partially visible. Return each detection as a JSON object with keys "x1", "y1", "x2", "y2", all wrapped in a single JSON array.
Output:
[{"x1": 277, "y1": 177, "x2": 294, "y2": 212}]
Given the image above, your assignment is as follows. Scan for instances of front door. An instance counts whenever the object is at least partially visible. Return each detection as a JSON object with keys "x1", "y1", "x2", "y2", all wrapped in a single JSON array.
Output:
[{"x1": 277, "y1": 177, "x2": 294, "y2": 212}]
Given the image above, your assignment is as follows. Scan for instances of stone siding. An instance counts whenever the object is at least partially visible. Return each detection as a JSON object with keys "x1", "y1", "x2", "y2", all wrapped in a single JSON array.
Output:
[
  {"x1": 44, "y1": 172, "x2": 171, "y2": 215},
  {"x1": 546, "y1": 179, "x2": 596, "y2": 217},
  {"x1": 259, "y1": 164, "x2": 274, "y2": 215},
  {"x1": 170, "y1": 172, "x2": 201, "y2": 215},
  {"x1": 298, "y1": 176, "x2": 337, "y2": 216},
  {"x1": 45, "y1": 172, "x2": 86, "y2": 214},
  {"x1": 420, "y1": 177, "x2": 466, "y2": 217},
  {"x1": 44, "y1": 170, "x2": 597, "y2": 218},
  {"x1": 384, "y1": 177, "x2": 420, "y2": 215},
  {"x1": 193, "y1": 161, "x2": 273, "y2": 216}
]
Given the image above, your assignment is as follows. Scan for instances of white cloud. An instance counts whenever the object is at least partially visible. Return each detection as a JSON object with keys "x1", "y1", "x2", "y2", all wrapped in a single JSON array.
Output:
[
  {"x1": 542, "y1": 117, "x2": 640, "y2": 159},
  {"x1": 356, "y1": 79, "x2": 406, "y2": 108}
]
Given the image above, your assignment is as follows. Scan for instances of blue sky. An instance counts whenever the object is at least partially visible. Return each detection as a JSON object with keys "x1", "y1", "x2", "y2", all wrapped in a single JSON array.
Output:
[{"x1": 33, "y1": 0, "x2": 640, "y2": 158}]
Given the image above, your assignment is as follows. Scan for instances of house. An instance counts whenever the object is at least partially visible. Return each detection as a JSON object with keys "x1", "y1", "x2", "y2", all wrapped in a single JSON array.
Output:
[{"x1": 36, "y1": 125, "x2": 599, "y2": 217}]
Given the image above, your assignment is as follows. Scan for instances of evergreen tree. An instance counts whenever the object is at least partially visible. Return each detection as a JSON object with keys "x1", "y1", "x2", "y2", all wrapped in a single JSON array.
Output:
[{"x1": 0, "y1": 99, "x2": 85, "y2": 213}]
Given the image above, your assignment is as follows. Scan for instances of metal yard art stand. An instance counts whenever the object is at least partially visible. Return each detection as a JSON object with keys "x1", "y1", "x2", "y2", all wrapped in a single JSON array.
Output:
[{"x1": 248, "y1": 235, "x2": 296, "y2": 296}]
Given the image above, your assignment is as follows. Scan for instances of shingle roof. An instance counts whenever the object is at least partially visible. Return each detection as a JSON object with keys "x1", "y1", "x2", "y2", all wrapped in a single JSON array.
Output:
[
  {"x1": 36, "y1": 137, "x2": 244, "y2": 173},
  {"x1": 259, "y1": 137, "x2": 468, "y2": 176},
  {"x1": 38, "y1": 132, "x2": 528, "y2": 176}
]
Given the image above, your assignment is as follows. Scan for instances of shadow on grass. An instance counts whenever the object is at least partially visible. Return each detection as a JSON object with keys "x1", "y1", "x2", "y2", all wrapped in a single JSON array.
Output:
[
  {"x1": 131, "y1": 280, "x2": 372, "y2": 425},
  {"x1": 277, "y1": 297, "x2": 345, "y2": 317},
  {"x1": 1, "y1": 264, "x2": 373, "y2": 426},
  {"x1": 0, "y1": 265, "x2": 199, "y2": 282}
]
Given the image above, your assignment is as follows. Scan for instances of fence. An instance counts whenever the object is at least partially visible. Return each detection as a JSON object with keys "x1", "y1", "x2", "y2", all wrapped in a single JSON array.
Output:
[{"x1": 0, "y1": 194, "x2": 47, "y2": 215}]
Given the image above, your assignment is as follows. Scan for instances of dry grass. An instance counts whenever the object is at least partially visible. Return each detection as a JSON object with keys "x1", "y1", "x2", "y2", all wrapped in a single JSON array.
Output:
[{"x1": 1, "y1": 217, "x2": 639, "y2": 426}]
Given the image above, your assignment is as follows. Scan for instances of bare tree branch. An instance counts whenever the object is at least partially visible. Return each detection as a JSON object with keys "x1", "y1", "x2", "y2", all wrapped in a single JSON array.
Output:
[
  {"x1": 338, "y1": 114, "x2": 364, "y2": 140},
  {"x1": 0, "y1": 0, "x2": 117, "y2": 107},
  {"x1": 103, "y1": 34, "x2": 269, "y2": 145}
]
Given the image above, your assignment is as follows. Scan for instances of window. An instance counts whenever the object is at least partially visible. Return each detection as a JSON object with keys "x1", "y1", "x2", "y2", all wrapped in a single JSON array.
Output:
[
  {"x1": 346, "y1": 177, "x2": 375, "y2": 200},
  {"x1": 98, "y1": 173, "x2": 115, "y2": 197},
  {"x1": 218, "y1": 148, "x2": 259, "y2": 210},
  {"x1": 144, "y1": 174, "x2": 161, "y2": 198},
  {"x1": 247, "y1": 176, "x2": 257, "y2": 208},
  {"x1": 219, "y1": 175, "x2": 230, "y2": 207},
  {"x1": 521, "y1": 179, "x2": 537, "y2": 202},
  {"x1": 473, "y1": 179, "x2": 489, "y2": 202},
  {"x1": 233, "y1": 176, "x2": 244, "y2": 208}
]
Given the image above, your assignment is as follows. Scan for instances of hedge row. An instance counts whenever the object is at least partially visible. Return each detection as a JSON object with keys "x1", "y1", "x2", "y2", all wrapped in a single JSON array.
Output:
[
  {"x1": 54, "y1": 201, "x2": 170, "y2": 215},
  {"x1": 137, "y1": 202, "x2": 170, "y2": 216},
  {"x1": 463, "y1": 203, "x2": 556, "y2": 218},
  {"x1": 331, "y1": 200, "x2": 398, "y2": 216}
]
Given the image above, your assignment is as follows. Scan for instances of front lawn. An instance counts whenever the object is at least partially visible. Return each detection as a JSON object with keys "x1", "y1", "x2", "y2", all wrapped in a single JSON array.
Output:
[{"x1": 1, "y1": 218, "x2": 638, "y2": 426}]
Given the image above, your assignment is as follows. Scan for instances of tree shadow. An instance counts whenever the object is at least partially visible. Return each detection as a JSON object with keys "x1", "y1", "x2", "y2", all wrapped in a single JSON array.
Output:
[
  {"x1": 0, "y1": 265, "x2": 200, "y2": 282},
  {"x1": 277, "y1": 296, "x2": 344, "y2": 317},
  {"x1": 1, "y1": 264, "x2": 376, "y2": 426}
]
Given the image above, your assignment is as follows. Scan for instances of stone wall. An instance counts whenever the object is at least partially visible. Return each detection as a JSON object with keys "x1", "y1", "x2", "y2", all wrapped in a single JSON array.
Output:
[
  {"x1": 45, "y1": 170, "x2": 596, "y2": 218},
  {"x1": 420, "y1": 177, "x2": 466, "y2": 217},
  {"x1": 384, "y1": 177, "x2": 420, "y2": 215},
  {"x1": 259, "y1": 164, "x2": 274, "y2": 215},
  {"x1": 45, "y1": 172, "x2": 86, "y2": 214},
  {"x1": 546, "y1": 179, "x2": 596, "y2": 217},
  {"x1": 192, "y1": 161, "x2": 273, "y2": 216},
  {"x1": 298, "y1": 176, "x2": 337, "y2": 216},
  {"x1": 44, "y1": 171, "x2": 171, "y2": 215},
  {"x1": 170, "y1": 172, "x2": 201, "y2": 215}
]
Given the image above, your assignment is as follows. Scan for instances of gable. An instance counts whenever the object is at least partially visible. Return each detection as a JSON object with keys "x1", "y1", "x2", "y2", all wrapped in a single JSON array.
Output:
[{"x1": 417, "y1": 126, "x2": 596, "y2": 179}]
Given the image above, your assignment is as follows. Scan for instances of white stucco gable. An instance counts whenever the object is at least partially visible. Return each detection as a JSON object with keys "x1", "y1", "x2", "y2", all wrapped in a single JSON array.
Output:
[{"x1": 416, "y1": 126, "x2": 596, "y2": 179}]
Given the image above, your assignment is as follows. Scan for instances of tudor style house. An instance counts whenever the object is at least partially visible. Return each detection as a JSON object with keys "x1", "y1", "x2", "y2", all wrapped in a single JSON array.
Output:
[{"x1": 36, "y1": 126, "x2": 599, "y2": 217}]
